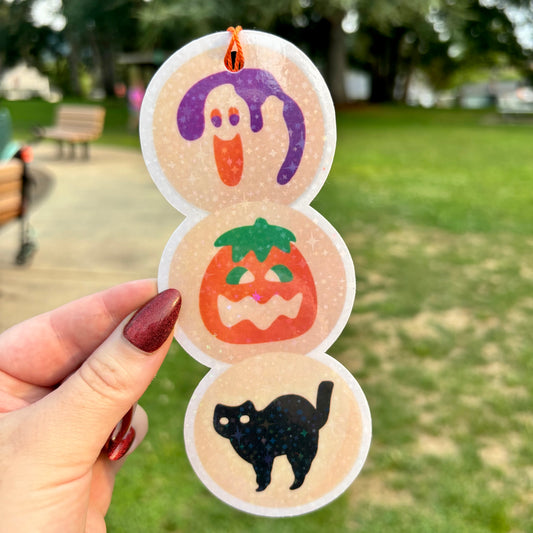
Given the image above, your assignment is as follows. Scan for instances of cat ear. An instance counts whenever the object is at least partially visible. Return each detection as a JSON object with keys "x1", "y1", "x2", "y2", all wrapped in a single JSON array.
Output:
[{"x1": 242, "y1": 400, "x2": 256, "y2": 413}]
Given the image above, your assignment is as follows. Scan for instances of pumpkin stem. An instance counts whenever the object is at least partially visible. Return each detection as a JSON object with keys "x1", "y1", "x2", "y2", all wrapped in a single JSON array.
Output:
[{"x1": 214, "y1": 218, "x2": 296, "y2": 262}]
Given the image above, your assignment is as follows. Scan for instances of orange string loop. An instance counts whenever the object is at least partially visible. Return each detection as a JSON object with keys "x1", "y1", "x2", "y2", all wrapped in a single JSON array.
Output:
[{"x1": 224, "y1": 26, "x2": 244, "y2": 72}]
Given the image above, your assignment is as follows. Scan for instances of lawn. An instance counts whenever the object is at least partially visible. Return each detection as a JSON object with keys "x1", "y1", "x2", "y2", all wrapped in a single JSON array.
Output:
[
  {"x1": 5, "y1": 100, "x2": 533, "y2": 531},
  {"x1": 3, "y1": 97, "x2": 141, "y2": 149}
]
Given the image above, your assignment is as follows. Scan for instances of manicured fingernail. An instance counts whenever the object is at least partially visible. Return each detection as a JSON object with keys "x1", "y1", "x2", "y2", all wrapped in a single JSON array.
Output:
[
  {"x1": 123, "y1": 289, "x2": 181, "y2": 353},
  {"x1": 107, "y1": 426, "x2": 136, "y2": 461},
  {"x1": 104, "y1": 404, "x2": 136, "y2": 458}
]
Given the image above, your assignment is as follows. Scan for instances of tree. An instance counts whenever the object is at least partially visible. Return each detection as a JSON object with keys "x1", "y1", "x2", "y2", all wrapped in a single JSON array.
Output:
[
  {"x1": 0, "y1": 0, "x2": 59, "y2": 74},
  {"x1": 61, "y1": 0, "x2": 145, "y2": 97},
  {"x1": 351, "y1": 0, "x2": 530, "y2": 102}
]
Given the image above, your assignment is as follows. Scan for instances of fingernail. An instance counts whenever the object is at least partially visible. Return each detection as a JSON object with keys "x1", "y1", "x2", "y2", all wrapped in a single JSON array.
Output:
[
  {"x1": 105, "y1": 404, "x2": 136, "y2": 457},
  {"x1": 123, "y1": 289, "x2": 181, "y2": 353},
  {"x1": 107, "y1": 426, "x2": 136, "y2": 461}
]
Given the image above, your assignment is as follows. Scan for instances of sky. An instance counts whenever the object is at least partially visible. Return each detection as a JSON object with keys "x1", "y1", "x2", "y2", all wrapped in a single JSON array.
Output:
[
  {"x1": 25, "y1": 0, "x2": 533, "y2": 50},
  {"x1": 30, "y1": 0, "x2": 65, "y2": 32}
]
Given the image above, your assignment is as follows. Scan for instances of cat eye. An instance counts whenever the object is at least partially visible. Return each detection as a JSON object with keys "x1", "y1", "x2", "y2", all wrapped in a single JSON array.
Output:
[
  {"x1": 226, "y1": 267, "x2": 254, "y2": 285},
  {"x1": 265, "y1": 264, "x2": 294, "y2": 282},
  {"x1": 239, "y1": 415, "x2": 250, "y2": 423},
  {"x1": 219, "y1": 417, "x2": 229, "y2": 425}
]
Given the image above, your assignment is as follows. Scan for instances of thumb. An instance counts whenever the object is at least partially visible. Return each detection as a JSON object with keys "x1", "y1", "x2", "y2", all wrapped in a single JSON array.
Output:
[{"x1": 33, "y1": 289, "x2": 182, "y2": 464}]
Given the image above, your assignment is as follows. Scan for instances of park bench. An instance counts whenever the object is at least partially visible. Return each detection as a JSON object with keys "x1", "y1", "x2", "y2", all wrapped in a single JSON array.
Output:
[
  {"x1": 0, "y1": 157, "x2": 36, "y2": 264},
  {"x1": 0, "y1": 108, "x2": 37, "y2": 264},
  {"x1": 37, "y1": 104, "x2": 106, "y2": 159}
]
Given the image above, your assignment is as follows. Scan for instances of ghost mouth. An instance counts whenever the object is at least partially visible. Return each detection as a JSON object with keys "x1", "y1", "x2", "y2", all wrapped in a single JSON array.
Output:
[
  {"x1": 213, "y1": 134, "x2": 243, "y2": 186},
  {"x1": 217, "y1": 293, "x2": 303, "y2": 330}
]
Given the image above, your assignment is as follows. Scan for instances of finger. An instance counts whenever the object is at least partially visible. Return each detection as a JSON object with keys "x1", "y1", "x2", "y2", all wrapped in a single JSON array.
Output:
[
  {"x1": 0, "y1": 369, "x2": 51, "y2": 412},
  {"x1": 90, "y1": 407, "x2": 149, "y2": 518},
  {"x1": 25, "y1": 289, "x2": 181, "y2": 464},
  {"x1": 0, "y1": 279, "x2": 157, "y2": 387}
]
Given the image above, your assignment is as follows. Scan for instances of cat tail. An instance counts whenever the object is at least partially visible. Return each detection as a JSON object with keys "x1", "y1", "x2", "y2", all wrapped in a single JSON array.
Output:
[{"x1": 313, "y1": 381, "x2": 334, "y2": 428}]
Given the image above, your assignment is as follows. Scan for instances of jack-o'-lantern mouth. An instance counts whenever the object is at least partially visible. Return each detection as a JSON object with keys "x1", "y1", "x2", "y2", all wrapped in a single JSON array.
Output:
[{"x1": 217, "y1": 293, "x2": 303, "y2": 330}]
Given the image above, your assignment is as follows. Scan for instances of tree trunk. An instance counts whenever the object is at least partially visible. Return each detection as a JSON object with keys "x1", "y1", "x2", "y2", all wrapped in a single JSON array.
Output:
[
  {"x1": 66, "y1": 29, "x2": 82, "y2": 96},
  {"x1": 98, "y1": 40, "x2": 116, "y2": 98},
  {"x1": 369, "y1": 28, "x2": 405, "y2": 103},
  {"x1": 326, "y1": 11, "x2": 347, "y2": 106}
]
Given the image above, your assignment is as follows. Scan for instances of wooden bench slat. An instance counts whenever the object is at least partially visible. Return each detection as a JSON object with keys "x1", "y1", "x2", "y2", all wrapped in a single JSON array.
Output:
[
  {"x1": 0, "y1": 179, "x2": 22, "y2": 195},
  {"x1": 0, "y1": 160, "x2": 23, "y2": 223},
  {"x1": 0, "y1": 207, "x2": 21, "y2": 224},
  {"x1": 0, "y1": 190, "x2": 22, "y2": 211}
]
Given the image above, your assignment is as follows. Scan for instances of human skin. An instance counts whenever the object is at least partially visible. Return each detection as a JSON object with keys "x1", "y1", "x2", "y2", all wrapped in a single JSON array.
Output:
[{"x1": 0, "y1": 280, "x2": 180, "y2": 532}]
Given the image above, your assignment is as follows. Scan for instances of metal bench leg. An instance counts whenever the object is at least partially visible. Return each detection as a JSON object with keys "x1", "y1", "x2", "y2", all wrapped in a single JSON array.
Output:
[
  {"x1": 57, "y1": 140, "x2": 64, "y2": 158},
  {"x1": 15, "y1": 218, "x2": 37, "y2": 266},
  {"x1": 69, "y1": 143, "x2": 76, "y2": 159},
  {"x1": 83, "y1": 142, "x2": 89, "y2": 160}
]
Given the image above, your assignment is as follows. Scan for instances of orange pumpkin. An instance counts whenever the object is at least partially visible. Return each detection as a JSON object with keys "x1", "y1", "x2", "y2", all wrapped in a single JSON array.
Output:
[{"x1": 199, "y1": 218, "x2": 317, "y2": 344}]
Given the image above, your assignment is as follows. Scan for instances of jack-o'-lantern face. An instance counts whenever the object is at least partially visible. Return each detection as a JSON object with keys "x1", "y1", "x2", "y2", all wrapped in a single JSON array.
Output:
[{"x1": 199, "y1": 218, "x2": 317, "y2": 344}]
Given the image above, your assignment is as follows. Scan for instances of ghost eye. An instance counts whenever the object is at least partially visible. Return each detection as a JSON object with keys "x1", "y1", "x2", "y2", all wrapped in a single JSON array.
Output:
[
  {"x1": 219, "y1": 417, "x2": 229, "y2": 425},
  {"x1": 226, "y1": 266, "x2": 254, "y2": 285},
  {"x1": 229, "y1": 107, "x2": 240, "y2": 126},
  {"x1": 265, "y1": 264, "x2": 294, "y2": 282},
  {"x1": 210, "y1": 108, "x2": 222, "y2": 127},
  {"x1": 239, "y1": 415, "x2": 250, "y2": 423}
]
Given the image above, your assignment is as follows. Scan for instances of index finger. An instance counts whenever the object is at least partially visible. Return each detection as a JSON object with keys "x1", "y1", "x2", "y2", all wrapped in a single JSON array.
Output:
[{"x1": 0, "y1": 279, "x2": 158, "y2": 387}]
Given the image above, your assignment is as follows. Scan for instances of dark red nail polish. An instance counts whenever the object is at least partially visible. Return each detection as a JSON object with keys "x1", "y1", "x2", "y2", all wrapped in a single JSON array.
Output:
[
  {"x1": 107, "y1": 426, "x2": 136, "y2": 461},
  {"x1": 123, "y1": 289, "x2": 181, "y2": 353},
  {"x1": 104, "y1": 404, "x2": 136, "y2": 457}
]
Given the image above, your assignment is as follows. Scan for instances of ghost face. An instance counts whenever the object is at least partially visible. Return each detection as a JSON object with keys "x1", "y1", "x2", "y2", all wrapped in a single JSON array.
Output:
[{"x1": 204, "y1": 85, "x2": 248, "y2": 187}]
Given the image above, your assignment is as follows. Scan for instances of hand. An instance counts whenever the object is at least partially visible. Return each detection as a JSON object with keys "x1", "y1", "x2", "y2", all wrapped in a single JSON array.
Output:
[{"x1": 0, "y1": 280, "x2": 181, "y2": 532}]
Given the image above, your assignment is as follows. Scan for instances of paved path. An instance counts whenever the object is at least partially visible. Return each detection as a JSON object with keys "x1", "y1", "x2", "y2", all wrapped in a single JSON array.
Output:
[{"x1": 0, "y1": 143, "x2": 183, "y2": 332}]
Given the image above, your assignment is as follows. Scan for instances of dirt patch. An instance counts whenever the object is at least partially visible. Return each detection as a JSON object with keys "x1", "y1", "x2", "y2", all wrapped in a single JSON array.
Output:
[
  {"x1": 349, "y1": 472, "x2": 414, "y2": 507},
  {"x1": 399, "y1": 308, "x2": 472, "y2": 341},
  {"x1": 417, "y1": 434, "x2": 458, "y2": 457},
  {"x1": 479, "y1": 441, "x2": 511, "y2": 470},
  {"x1": 348, "y1": 311, "x2": 379, "y2": 326},
  {"x1": 520, "y1": 262, "x2": 533, "y2": 282},
  {"x1": 479, "y1": 433, "x2": 522, "y2": 473},
  {"x1": 356, "y1": 290, "x2": 389, "y2": 307}
]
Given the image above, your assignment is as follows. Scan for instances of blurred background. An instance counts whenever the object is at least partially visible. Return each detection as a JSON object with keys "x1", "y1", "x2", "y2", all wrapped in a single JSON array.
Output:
[
  {"x1": 1, "y1": 1, "x2": 533, "y2": 532},
  {"x1": 2, "y1": 0, "x2": 533, "y2": 107}
]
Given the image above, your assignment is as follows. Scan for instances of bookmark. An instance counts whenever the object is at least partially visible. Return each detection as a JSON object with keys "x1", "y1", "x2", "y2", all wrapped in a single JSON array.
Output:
[{"x1": 140, "y1": 27, "x2": 371, "y2": 516}]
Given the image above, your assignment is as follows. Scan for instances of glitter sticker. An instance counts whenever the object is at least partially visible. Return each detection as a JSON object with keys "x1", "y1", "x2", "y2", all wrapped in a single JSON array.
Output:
[
  {"x1": 140, "y1": 30, "x2": 335, "y2": 214},
  {"x1": 184, "y1": 352, "x2": 371, "y2": 517},
  {"x1": 140, "y1": 29, "x2": 370, "y2": 517},
  {"x1": 158, "y1": 202, "x2": 354, "y2": 366}
]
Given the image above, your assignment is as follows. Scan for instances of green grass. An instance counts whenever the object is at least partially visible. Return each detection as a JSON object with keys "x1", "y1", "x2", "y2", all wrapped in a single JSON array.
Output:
[
  {"x1": 1, "y1": 97, "x2": 141, "y2": 148},
  {"x1": 6, "y1": 100, "x2": 533, "y2": 531},
  {"x1": 121, "y1": 106, "x2": 532, "y2": 531}
]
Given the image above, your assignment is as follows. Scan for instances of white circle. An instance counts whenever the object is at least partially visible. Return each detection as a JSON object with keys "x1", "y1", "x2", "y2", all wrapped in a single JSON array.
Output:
[
  {"x1": 140, "y1": 30, "x2": 336, "y2": 215},
  {"x1": 183, "y1": 352, "x2": 372, "y2": 517}
]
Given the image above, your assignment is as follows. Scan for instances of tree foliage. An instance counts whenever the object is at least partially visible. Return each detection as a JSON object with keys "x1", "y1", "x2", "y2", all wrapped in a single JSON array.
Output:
[
  {"x1": 61, "y1": 0, "x2": 145, "y2": 96},
  {"x1": 0, "y1": 0, "x2": 531, "y2": 103},
  {"x1": 0, "y1": 0, "x2": 59, "y2": 72},
  {"x1": 351, "y1": 0, "x2": 529, "y2": 101}
]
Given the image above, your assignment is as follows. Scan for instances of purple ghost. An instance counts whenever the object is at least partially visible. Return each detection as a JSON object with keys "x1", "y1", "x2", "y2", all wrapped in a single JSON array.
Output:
[{"x1": 177, "y1": 68, "x2": 305, "y2": 185}]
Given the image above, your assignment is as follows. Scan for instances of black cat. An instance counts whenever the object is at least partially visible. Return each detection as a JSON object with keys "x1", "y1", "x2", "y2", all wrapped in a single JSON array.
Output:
[{"x1": 213, "y1": 381, "x2": 334, "y2": 492}]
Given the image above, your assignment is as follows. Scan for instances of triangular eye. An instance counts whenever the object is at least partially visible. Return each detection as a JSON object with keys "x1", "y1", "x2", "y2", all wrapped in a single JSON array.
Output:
[
  {"x1": 265, "y1": 264, "x2": 294, "y2": 282},
  {"x1": 226, "y1": 266, "x2": 255, "y2": 285}
]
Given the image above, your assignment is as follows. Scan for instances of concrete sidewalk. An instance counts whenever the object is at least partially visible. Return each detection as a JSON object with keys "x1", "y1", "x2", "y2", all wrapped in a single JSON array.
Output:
[{"x1": 0, "y1": 142, "x2": 183, "y2": 332}]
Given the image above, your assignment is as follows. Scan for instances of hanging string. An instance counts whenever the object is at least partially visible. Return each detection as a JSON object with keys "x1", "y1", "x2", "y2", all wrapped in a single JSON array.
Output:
[{"x1": 224, "y1": 26, "x2": 244, "y2": 71}]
